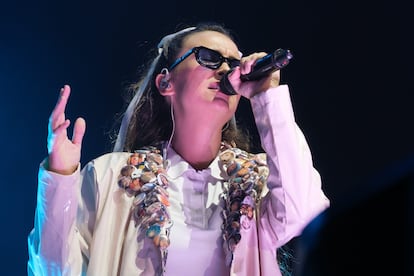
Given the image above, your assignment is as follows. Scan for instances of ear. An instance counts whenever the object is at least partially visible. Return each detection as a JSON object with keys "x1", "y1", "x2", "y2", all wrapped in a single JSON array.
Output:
[{"x1": 155, "y1": 73, "x2": 175, "y2": 96}]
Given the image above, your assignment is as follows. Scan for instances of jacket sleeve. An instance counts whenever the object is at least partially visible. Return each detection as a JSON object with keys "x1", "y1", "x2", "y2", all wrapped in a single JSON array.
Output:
[
  {"x1": 250, "y1": 85, "x2": 330, "y2": 248},
  {"x1": 27, "y1": 159, "x2": 98, "y2": 275}
]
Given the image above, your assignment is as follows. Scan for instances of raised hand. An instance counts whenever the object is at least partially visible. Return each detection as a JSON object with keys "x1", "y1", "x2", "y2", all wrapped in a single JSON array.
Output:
[{"x1": 47, "y1": 85, "x2": 86, "y2": 175}]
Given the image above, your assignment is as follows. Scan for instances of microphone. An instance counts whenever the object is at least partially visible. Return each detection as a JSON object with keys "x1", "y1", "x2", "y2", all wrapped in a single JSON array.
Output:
[{"x1": 219, "y1": 48, "x2": 293, "y2": 95}]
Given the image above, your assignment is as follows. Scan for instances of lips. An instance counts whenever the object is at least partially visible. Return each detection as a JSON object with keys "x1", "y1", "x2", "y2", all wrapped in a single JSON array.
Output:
[
  {"x1": 209, "y1": 82, "x2": 229, "y2": 102},
  {"x1": 208, "y1": 82, "x2": 220, "y2": 90},
  {"x1": 214, "y1": 92, "x2": 230, "y2": 104}
]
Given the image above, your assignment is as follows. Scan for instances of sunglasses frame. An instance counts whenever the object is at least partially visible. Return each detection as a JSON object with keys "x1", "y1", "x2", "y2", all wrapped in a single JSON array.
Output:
[{"x1": 168, "y1": 46, "x2": 240, "y2": 71}]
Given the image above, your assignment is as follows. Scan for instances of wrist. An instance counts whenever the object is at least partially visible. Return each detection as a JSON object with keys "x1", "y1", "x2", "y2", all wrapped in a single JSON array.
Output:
[{"x1": 45, "y1": 157, "x2": 78, "y2": 175}]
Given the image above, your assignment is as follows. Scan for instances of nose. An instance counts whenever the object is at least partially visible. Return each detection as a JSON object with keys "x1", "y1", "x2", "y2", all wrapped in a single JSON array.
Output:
[{"x1": 215, "y1": 62, "x2": 231, "y2": 78}]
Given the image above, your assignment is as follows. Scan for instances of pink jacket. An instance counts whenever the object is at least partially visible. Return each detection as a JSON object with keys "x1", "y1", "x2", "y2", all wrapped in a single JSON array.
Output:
[{"x1": 28, "y1": 85, "x2": 329, "y2": 275}]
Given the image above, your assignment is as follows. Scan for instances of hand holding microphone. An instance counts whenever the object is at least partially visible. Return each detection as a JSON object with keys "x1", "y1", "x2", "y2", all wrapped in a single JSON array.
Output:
[{"x1": 219, "y1": 48, "x2": 293, "y2": 95}]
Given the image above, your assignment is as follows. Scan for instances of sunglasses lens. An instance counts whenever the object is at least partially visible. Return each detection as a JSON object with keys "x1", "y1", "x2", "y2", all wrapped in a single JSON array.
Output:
[
  {"x1": 228, "y1": 59, "x2": 240, "y2": 69},
  {"x1": 197, "y1": 48, "x2": 222, "y2": 69}
]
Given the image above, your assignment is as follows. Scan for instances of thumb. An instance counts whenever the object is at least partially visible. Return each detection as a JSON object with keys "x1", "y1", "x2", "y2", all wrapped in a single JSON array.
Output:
[
  {"x1": 72, "y1": 117, "x2": 86, "y2": 145},
  {"x1": 227, "y1": 67, "x2": 241, "y2": 83}
]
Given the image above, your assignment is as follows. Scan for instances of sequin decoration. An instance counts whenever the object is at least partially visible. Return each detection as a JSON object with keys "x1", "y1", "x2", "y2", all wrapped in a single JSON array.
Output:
[
  {"x1": 219, "y1": 142, "x2": 269, "y2": 265},
  {"x1": 117, "y1": 146, "x2": 172, "y2": 275}
]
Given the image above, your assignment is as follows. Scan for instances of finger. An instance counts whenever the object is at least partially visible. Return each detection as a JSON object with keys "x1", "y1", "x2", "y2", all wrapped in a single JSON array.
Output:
[
  {"x1": 47, "y1": 119, "x2": 70, "y2": 153},
  {"x1": 52, "y1": 119, "x2": 71, "y2": 137},
  {"x1": 72, "y1": 117, "x2": 86, "y2": 145},
  {"x1": 227, "y1": 67, "x2": 241, "y2": 82},
  {"x1": 240, "y1": 57, "x2": 256, "y2": 75},
  {"x1": 240, "y1": 53, "x2": 267, "y2": 75},
  {"x1": 270, "y1": 70, "x2": 281, "y2": 87},
  {"x1": 50, "y1": 85, "x2": 71, "y2": 130},
  {"x1": 53, "y1": 85, "x2": 71, "y2": 117}
]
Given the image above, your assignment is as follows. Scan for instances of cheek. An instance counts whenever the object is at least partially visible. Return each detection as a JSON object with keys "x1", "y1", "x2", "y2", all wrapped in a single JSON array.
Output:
[
  {"x1": 173, "y1": 68, "x2": 200, "y2": 95},
  {"x1": 174, "y1": 72, "x2": 211, "y2": 100}
]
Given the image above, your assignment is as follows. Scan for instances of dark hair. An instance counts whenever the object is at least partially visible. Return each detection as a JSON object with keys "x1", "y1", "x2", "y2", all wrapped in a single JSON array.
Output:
[{"x1": 112, "y1": 22, "x2": 251, "y2": 152}]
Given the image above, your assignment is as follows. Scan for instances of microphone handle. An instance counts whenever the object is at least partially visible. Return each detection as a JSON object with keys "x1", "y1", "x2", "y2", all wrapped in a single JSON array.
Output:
[{"x1": 240, "y1": 48, "x2": 293, "y2": 81}]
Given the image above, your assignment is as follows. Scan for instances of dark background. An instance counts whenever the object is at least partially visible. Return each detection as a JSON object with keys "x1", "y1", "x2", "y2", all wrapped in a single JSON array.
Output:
[{"x1": 1, "y1": 0, "x2": 412, "y2": 274}]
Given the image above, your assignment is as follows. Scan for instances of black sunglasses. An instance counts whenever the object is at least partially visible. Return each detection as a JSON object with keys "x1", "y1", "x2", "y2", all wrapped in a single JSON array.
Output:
[{"x1": 168, "y1": 46, "x2": 240, "y2": 71}]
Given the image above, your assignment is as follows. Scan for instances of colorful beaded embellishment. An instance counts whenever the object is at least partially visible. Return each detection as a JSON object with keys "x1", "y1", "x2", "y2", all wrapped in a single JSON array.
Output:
[
  {"x1": 117, "y1": 146, "x2": 171, "y2": 275},
  {"x1": 117, "y1": 142, "x2": 270, "y2": 272},
  {"x1": 219, "y1": 142, "x2": 269, "y2": 265}
]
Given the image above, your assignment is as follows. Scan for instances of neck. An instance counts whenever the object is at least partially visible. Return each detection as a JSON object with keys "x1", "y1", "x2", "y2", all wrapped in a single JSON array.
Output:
[{"x1": 171, "y1": 126, "x2": 222, "y2": 170}]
